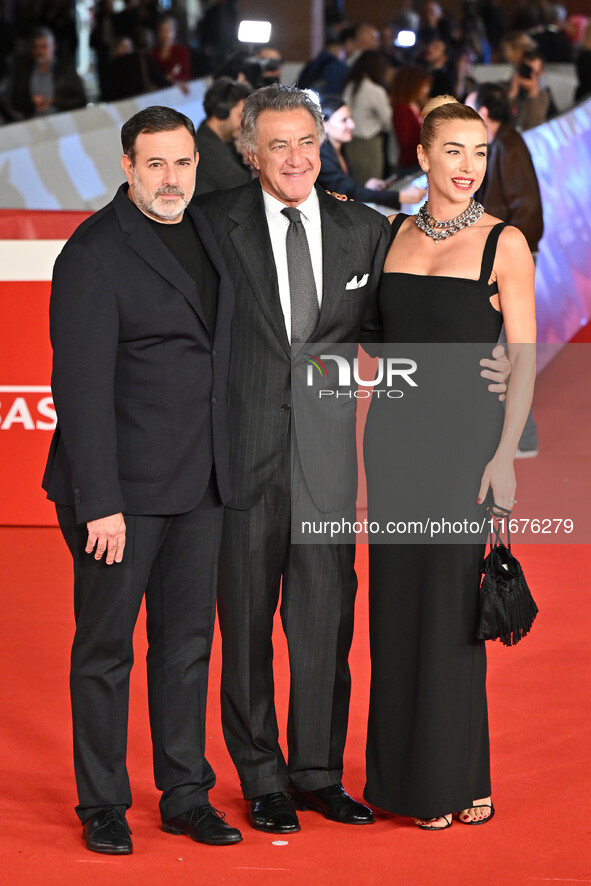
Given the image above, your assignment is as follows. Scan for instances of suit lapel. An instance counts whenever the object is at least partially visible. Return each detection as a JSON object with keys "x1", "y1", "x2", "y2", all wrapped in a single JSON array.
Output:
[
  {"x1": 228, "y1": 181, "x2": 290, "y2": 357},
  {"x1": 186, "y1": 202, "x2": 234, "y2": 341},
  {"x1": 113, "y1": 185, "x2": 209, "y2": 331},
  {"x1": 315, "y1": 186, "x2": 355, "y2": 338}
]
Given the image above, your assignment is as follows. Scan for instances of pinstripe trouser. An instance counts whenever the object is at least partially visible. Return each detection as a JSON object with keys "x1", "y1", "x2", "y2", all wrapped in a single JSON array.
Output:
[{"x1": 217, "y1": 449, "x2": 357, "y2": 800}]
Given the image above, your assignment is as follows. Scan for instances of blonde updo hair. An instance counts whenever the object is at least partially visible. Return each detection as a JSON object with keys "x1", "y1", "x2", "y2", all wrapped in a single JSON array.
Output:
[{"x1": 420, "y1": 94, "x2": 484, "y2": 150}]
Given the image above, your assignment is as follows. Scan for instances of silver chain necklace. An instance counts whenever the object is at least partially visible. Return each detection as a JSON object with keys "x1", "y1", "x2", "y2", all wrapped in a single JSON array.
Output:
[{"x1": 415, "y1": 198, "x2": 484, "y2": 243}]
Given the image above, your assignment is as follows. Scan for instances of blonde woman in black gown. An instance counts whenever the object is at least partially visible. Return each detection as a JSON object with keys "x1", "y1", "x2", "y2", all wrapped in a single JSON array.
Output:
[{"x1": 363, "y1": 96, "x2": 536, "y2": 830}]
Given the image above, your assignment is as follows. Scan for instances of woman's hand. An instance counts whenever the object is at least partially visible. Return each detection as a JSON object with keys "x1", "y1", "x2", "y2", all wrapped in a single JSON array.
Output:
[
  {"x1": 365, "y1": 177, "x2": 386, "y2": 190},
  {"x1": 477, "y1": 455, "x2": 516, "y2": 513},
  {"x1": 400, "y1": 185, "x2": 427, "y2": 204}
]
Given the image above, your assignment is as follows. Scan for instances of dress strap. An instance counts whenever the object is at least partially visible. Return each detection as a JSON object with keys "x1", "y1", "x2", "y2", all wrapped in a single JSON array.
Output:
[
  {"x1": 479, "y1": 222, "x2": 508, "y2": 283},
  {"x1": 389, "y1": 212, "x2": 408, "y2": 245}
]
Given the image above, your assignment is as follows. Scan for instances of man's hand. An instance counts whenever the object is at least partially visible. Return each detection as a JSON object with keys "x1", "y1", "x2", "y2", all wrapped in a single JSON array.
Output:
[
  {"x1": 518, "y1": 71, "x2": 541, "y2": 97},
  {"x1": 86, "y1": 513, "x2": 126, "y2": 564},
  {"x1": 480, "y1": 344, "x2": 511, "y2": 401},
  {"x1": 32, "y1": 93, "x2": 53, "y2": 111}
]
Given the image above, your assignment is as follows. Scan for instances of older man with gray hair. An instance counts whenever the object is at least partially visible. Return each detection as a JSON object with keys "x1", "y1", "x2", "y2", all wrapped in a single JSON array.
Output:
[{"x1": 194, "y1": 85, "x2": 390, "y2": 833}]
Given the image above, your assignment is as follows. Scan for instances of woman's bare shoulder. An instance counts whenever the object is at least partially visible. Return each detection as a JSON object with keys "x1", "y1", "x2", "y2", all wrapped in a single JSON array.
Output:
[
  {"x1": 496, "y1": 224, "x2": 530, "y2": 258},
  {"x1": 387, "y1": 213, "x2": 416, "y2": 231}
]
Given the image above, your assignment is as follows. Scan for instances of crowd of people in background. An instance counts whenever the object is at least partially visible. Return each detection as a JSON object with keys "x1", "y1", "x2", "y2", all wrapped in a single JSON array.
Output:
[
  {"x1": 297, "y1": 1, "x2": 591, "y2": 184},
  {"x1": 0, "y1": 1, "x2": 590, "y2": 129},
  {"x1": 0, "y1": 0, "x2": 286, "y2": 122}
]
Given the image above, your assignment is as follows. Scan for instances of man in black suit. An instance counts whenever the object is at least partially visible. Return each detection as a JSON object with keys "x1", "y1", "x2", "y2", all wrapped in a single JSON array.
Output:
[
  {"x1": 194, "y1": 85, "x2": 391, "y2": 833},
  {"x1": 43, "y1": 106, "x2": 242, "y2": 854}
]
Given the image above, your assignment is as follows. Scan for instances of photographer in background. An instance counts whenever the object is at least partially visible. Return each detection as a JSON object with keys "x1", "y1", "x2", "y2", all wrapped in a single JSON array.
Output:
[
  {"x1": 255, "y1": 46, "x2": 282, "y2": 85},
  {"x1": 509, "y1": 47, "x2": 557, "y2": 130},
  {"x1": 194, "y1": 77, "x2": 252, "y2": 195},
  {"x1": 298, "y1": 30, "x2": 349, "y2": 96},
  {"x1": 214, "y1": 48, "x2": 280, "y2": 89},
  {"x1": 501, "y1": 31, "x2": 555, "y2": 130}
]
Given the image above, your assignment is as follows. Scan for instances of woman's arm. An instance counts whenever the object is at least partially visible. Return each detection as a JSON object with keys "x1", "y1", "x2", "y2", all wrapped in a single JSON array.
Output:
[
  {"x1": 477, "y1": 225, "x2": 536, "y2": 511},
  {"x1": 319, "y1": 142, "x2": 401, "y2": 208}
]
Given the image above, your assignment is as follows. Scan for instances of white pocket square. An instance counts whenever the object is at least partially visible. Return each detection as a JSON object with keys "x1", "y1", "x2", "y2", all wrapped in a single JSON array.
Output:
[{"x1": 345, "y1": 273, "x2": 369, "y2": 290}]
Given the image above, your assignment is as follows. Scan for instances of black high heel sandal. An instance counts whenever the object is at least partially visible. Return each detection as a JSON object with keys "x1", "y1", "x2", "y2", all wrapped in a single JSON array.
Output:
[
  {"x1": 415, "y1": 814, "x2": 453, "y2": 831},
  {"x1": 459, "y1": 803, "x2": 495, "y2": 825}
]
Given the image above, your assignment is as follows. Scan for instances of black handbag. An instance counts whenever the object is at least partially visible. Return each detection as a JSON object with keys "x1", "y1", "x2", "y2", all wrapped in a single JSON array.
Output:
[{"x1": 476, "y1": 506, "x2": 539, "y2": 646}]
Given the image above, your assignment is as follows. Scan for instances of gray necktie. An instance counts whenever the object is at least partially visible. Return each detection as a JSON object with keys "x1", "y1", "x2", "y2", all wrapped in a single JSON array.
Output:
[{"x1": 282, "y1": 207, "x2": 319, "y2": 343}]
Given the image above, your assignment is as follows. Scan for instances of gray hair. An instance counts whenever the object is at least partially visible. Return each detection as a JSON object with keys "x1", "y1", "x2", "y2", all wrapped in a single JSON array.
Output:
[{"x1": 238, "y1": 84, "x2": 326, "y2": 157}]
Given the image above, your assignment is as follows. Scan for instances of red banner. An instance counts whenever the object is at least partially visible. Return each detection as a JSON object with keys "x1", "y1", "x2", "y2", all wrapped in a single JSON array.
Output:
[{"x1": 0, "y1": 210, "x2": 91, "y2": 525}]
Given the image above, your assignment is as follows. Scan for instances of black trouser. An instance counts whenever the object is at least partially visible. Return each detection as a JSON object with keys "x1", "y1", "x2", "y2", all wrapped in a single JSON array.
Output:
[
  {"x1": 217, "y1": 452, "x2": 357, "y2": 800},
  {"x1": 57, "y1": 477, "x2": 222, "y2": 822}
]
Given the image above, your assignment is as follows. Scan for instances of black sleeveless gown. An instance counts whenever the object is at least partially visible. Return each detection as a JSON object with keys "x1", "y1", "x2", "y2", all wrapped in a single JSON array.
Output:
[{"x1": 363, "y1": 214, "x2": 505, "y2": 819}]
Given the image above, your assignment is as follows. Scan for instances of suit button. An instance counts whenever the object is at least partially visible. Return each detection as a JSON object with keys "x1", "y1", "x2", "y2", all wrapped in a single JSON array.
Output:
[
  {"x1": 281, "y1": 403, "x2": 290, "y2": 412},
  {"x1": 212, "y1": 350, "x2": 217, "y2": 357},
  {"x1": 212, "y1": 397, "x2": 217, "y2": 404},
  {"x1": 74, "y1": 488, "x2": 80, "y2": 494}
]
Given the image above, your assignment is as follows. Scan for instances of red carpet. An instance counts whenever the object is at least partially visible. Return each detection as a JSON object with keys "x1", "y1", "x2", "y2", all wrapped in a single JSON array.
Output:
[{"x1": 1, "y1": 344, "x2": 590, "y2": 885}]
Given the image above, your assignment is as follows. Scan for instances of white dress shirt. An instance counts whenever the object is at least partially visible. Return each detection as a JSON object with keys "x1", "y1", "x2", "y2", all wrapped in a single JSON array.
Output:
[{"x1": 262, "y1": 187, "x2": 323, "y2": 343}]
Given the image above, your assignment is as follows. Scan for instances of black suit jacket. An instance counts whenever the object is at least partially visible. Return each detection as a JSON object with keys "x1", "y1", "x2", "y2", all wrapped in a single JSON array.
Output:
[
  {"x1": 43, "y1": 185, "x2": 234, "y2": 523},
  {"x1": 194, "y1": 121, "x2": 252, "y2": 196},
  {"x1": 194, "y1": 180, "x2": 390, "y2": 512}
]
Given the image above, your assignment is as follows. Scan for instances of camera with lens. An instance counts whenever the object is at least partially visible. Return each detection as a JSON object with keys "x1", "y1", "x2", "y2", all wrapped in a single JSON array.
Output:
[
  {"x1": 518, "y1": 61, "x2": 534, "y2": 79},
  {"x1": 216, "y1": 50, "x2": 282, "y2": 88}
]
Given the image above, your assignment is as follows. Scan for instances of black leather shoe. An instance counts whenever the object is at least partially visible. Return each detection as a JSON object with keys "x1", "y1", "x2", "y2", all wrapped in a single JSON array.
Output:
[
  {"x1": 162, "y1": 804, "x2": 242, "y2": 845},
  {"x1": 82, "y1": 807, "x2": 133, "y2": 854},
  {"x1": 289, "y1": 783, "x2": 375, "y2": 824},
  {"x1": 248, "y1": 792, "x2": 301, "y2": 833}
]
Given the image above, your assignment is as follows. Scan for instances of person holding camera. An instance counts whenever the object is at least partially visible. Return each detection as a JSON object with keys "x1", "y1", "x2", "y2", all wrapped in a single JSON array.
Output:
[{"x1": 501, "y1": 33, "x2": 556, "y2": 130}]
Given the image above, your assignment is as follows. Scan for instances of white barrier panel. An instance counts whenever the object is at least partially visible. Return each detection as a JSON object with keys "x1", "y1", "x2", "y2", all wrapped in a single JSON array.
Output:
[{"x1": 0, "y1": 80, "x2": 208, "y2": 212}]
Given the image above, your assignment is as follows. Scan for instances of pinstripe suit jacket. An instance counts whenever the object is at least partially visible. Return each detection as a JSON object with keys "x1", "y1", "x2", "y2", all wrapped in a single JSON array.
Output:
[{"x1": 194, "y1": 180, "x2": 390, "y2": 511}]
